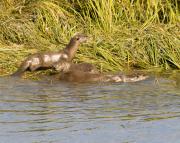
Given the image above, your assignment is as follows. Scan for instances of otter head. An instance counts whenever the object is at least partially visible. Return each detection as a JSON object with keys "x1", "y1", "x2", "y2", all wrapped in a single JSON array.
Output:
[
  {"x1": 64, "y1": 33, "x2": 89, "y2": 61},
  {"x1": 124, "y1": 75, "x2": 149, "y2": 82},
  {"x1": 72, "y1": 33, "x2": 88, "y2": 43}
]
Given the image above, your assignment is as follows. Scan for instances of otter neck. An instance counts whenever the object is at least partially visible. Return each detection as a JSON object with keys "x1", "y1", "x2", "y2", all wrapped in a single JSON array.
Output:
[{"x1": 63, "y1": 39, "x2": 80, "y2": 61}]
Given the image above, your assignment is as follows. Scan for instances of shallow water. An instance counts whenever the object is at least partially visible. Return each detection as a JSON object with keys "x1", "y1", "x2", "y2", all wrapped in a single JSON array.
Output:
[{"x1": 0, "y1": 74, "x2": 180, "y2": 143}]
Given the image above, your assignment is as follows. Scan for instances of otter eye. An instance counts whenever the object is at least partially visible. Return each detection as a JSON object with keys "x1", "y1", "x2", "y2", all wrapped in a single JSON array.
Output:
[{"x1": 76, "y1": 37, "x2": 80, "y2": 40}]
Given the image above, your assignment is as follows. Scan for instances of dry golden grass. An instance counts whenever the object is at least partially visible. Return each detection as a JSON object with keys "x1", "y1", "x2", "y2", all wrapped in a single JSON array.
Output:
[{"x1": 0, "y1": 0, "x2": 179, "y2": 77}]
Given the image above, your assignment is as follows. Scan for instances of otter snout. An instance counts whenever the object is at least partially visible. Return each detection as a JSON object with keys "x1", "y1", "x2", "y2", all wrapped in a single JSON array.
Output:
[{"x1": 73, "y1": 33, "x2": 89, "y2": 43}]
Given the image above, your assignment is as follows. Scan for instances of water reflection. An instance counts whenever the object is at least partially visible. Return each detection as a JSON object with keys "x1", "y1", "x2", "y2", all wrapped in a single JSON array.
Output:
[{"x1": 0, "y1": 74, "x2": 180, "y2": 143}]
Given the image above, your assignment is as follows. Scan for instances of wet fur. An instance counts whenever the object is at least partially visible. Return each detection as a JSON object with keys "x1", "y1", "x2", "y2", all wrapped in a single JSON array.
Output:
[
  {"x1": 54, "y1": 61, "x2": 99, "y2": 74},
  {"x1": 56, "y1": 62, "x2": 148, "y2": 83},
  {"x1": 59, "y1": 70, "x2": 148, "y2": 83}
]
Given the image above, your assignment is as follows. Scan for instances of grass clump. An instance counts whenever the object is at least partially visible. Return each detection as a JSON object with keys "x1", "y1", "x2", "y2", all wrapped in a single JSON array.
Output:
[{"x1": 0, "y1": 0, "x2": 179, "y2": 77}]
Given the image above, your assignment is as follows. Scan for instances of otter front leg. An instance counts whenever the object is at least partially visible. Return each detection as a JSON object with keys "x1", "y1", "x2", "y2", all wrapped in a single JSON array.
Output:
[
  {"x1": 29, "y1": 65, "x2": 40, "y2": 71},
  {"x1": 29, "y1": 62, "x2": 40, "y2": 71},
  {"x1": 29, "y1": 56, "x2": 42, "y2": 71}
]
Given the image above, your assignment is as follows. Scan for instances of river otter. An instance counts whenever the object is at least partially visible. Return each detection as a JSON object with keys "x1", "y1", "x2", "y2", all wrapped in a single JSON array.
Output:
[
  {"x1": 55, "y1": 62, "x2": 148, "y2": 83},
  {"x1": 60, "y1": 70, "x2": 148, "y2": 83},
  {"x1": 11, "y1": 34, "x2": 88, "y2": 76}
]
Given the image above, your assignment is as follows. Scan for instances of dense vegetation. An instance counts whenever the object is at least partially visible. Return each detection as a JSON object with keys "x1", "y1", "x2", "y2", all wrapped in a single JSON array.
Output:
[{"x1": 0, "y1": 0, "x2": 179, "y2": 76}]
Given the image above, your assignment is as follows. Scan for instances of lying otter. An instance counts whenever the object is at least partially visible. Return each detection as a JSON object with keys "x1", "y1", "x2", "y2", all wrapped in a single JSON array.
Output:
[
  {"x1": 55, "y1": 62, "x2": 148, "y2": 83},
  {"x1": 11, "y1": 34, "x2": 88, "y2": 76}
]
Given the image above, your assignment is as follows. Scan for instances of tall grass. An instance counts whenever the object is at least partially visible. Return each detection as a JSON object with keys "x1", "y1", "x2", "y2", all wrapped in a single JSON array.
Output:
[{"x1": 0, "y1": 0, "x2": 179, "y2": 76}]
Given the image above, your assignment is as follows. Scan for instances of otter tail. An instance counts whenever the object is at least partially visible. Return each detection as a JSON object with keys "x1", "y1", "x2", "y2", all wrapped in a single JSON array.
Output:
[{"x1": 11, "y1": 62, "x2": 30, "y2": 77}]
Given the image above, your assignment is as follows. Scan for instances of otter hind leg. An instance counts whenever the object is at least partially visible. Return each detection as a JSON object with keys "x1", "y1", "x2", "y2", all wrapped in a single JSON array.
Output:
[{"x1": 11, "y1": 61, "x2": 30, "y2": 76}]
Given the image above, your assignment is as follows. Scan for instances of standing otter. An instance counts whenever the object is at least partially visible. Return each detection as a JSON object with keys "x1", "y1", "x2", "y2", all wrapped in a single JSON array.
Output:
[
  {"x1": 11, "y1": 34, "x2": 88, "y2": 76},
  {"x1": 55, "y1": 62, "x2": 148, "y2": 83}
]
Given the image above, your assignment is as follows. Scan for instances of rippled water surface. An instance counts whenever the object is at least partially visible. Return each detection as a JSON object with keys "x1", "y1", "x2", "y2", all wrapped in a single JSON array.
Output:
[{"x1": 0, "y1": 74, "x2": 180, "y2": 143}]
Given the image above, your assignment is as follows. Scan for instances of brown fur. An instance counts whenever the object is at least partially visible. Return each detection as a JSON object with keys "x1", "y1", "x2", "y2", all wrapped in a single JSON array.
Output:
[
  {"x1": 59, "y1": 70, "x2": 148, "y2": 83},
  {"x1": 55, "y1": 62, "x2": 148, "y2": 83},
  {"x1": 11, "y1": 34, "x2": 88, "y2": 76},
  {"x1": 54, "y1": 61, "x2": 99, "y2": 74}
]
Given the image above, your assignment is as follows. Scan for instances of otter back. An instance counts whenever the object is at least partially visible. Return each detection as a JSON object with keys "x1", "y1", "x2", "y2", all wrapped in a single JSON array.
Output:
[{"x1": 54, "y1": 61, "x2": 99, "y2": 74}]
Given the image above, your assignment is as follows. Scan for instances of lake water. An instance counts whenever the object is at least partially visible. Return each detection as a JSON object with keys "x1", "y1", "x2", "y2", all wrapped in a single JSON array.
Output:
[{"x1": 0, "y1": 73, "x2": 180, "y2": 143}]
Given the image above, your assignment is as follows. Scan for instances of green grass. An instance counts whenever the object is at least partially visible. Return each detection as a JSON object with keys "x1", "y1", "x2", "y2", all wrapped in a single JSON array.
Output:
[{"x1": 0, "y1": 0, "x2": 179, "y2": 77}]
